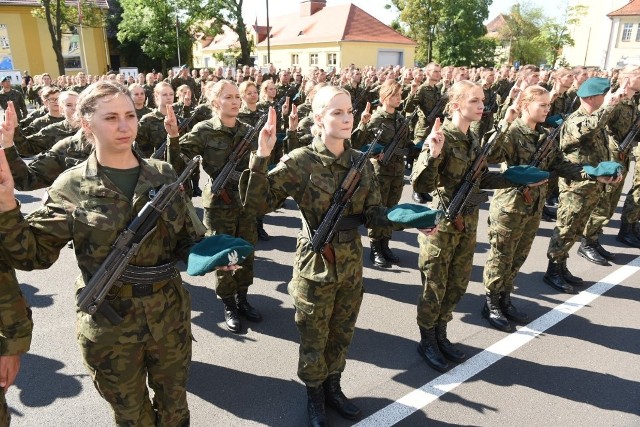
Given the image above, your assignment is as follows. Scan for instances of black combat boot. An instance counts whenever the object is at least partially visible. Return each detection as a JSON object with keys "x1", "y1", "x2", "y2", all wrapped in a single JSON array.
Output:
[
  {"x1": 412, "y1": 191, "x2": 431, "y2": 204},
  {"x1": 307, "y1": 386, "x2": 327, "y2": 427},
  {"x1": 222, "y1": 297, "x2": 241, "y2": 333},
  {"x1": 541, "y1": 205, "x2": 557, "y2": 222},
  {"x1": 543, "y1": 260, "x2": 575, "y2": 294},
  {"x1": 617, "y1": 220, "x2": 640, "y2": 248},
  {"x1": 499, "y1": 291, "x2": 529, "y2": 324},
  {"x1": 593, "y1": 237, "x2": 615, "y2": 260},
  {"x1": 380, "y1": 238, "x2": 400, "y2": 264},
  {"x1": 482, "y1": 292, "x2": 512, "y2": 332},
  {"x1": 577, "y1": 238, "x2": 608, "y2": 266},
  {"x1": 434, "y1": 322, "x2": 466, "y2": 363},
  {"x1": 323, "y1": 373, "x2": 361, "y2": 420},
  {"x1": 235, "y1": 291, "x2": 262, "y2": 322},
  {"x1": 370, "y1": 241, "x2": 391, "y2": 268},
  {"x1": 560, "y1": 260, "x2": 583, "y2": 285},
  {"x1": 256, "y1": 217, "x2": 270, "y2": 241},
  {"x1": 417, "y1": 327, "x2": 449, "y2": 372}
]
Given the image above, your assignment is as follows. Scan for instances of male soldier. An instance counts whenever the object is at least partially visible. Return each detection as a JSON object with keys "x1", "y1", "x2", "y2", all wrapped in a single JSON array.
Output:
[
  {"x1": 11, "y1": 91, "x2": 79, "y2": 157},
  {"x1": 20, "y1": 87, "x2": 65, "y2": 136},
  {"x1": 143, "y1": 73, "x2": 157, "y2": 108},
  {"x1": 0, "y1": 77, "x2": 28, "y2": 122},
  {"x1": 493, "y1": 65, "x2": 513, "y2": 100},
  {"x1": 171, "y1": 66, "x2": 197, "y2": 104},
  {"x1": 0, "y1": 262, "x2": 32, "y2": 427},
  {"x1": 471, "y1": 69, "x2": 498, "y2": 140},
  {"x1": 583, "y1": 67, "x2": 640, "y2": 256},
  {"x1": 404, "y1": 62, "x2": 445, "y2": 203},
  {"x1": 263, "y1": 63, "x2": 278, "y2": 83},
  {"x1": 342, "y1": 69, "x2": 374, "y2": 130},
  {"x1": 69, "y1": 71, "x2": 89, "y2": 93},
  {"x1": 544, "y1": 78, "x2": 623, "y2": 293},
  {"x1": 565, "y1": 66, "x2": 590, "y2": 115},
  {"x1": 276, "y1": 70, "x2": 297, "y2": 101}
]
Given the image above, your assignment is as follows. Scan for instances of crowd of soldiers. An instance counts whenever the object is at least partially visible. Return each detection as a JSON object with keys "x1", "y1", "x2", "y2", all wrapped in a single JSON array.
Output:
[{"x1": 1, "y1": 59, "x2": 639, "y2": 426}]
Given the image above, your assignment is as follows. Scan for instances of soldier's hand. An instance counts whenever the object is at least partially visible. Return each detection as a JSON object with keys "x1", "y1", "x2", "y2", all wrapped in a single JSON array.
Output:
[
  {"x1": 426, "y1": 117, "x2": 444, "y2": 158},
  {"x1": 282, "y1": 97, "x2": 290, "y2": 115},
  {"x1": 0, "y1": 147, "x2": 17, "y2": 212},
  {"x1": 360, "y1": 102, "x2": 372, "y2": 125},
  {"x1": 505, "y1": 105, "x2": 519, "y2": 123},
  {"x1": 288, "y1": 104, "x2": 298, "y2": 130},
  {"x1": 508, "y1": 79, "x2": 521, "y2": 99},
  {"x1": 164, "y1": 106, "x2": 180, "y2": 138},
  {"x1": 527, "y1": 178, "x2": 549, "y2": 188},
  {"x1": 418, "y1": 225, "x2": 438, "y2": 236},
  {"x1": 410, "y1": 79, "x2": 419, "y2": 95},
  {"x1": 0, "y1": 101, "x2": 16, "y2": 146},
  {"x1": 0, "y1": 354, "x2": 21, "y2": 393},
  {"x1": 257, "y1": 107, "x2": 277, "y2": 158}
]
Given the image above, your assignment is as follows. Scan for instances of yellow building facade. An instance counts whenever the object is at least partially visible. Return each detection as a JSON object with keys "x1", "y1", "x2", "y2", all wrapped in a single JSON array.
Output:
[{"x1": 0, "y1": 2, "x2": 109, "y2": 77}]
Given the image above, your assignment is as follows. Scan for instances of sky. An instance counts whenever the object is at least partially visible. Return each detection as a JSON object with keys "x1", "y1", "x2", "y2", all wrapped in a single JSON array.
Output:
[{"x1": 241, "y1": 0, "x2": 566, "y2": 26}]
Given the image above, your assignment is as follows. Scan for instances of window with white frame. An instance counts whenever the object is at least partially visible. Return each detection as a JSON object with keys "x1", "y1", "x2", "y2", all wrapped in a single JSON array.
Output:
[
  {"x1": 327, "y1": 53, "x2": 337, "y2": 66},
  {"x1": 636, "y1": 25, "x2": 640, "y2": 42},
  {"x1": 309, "y1": 53, "x2": 318, "y2": 66},
  {"x1": 291, "y1": 54, "x2": 299, "y2": 66},
  {"x1": 622, "y1": 23, "x2": 633, "y2": 41}
]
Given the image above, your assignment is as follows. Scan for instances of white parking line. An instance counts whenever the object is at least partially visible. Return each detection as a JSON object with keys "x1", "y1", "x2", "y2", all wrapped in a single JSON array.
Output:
[{"x1": 355, "y1": 257, "x2": 640, "y2": 427}]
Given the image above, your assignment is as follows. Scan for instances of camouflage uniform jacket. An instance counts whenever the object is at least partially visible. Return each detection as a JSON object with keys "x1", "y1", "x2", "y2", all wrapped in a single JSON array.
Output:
[
  {"x1": 142, "y1": 84, "x2": 156, "y2": 108},
  {"x1": 20, "y1": 107, "x2": 47, "y2": 128},
  {"x1": 548, "y1": 91, "x2": 574, "y2": 119},
  {"x1": 69, "y1": 83, "x2": 89, "y2": 94},
  {"x1": 359, "y1": 108, "x2": 411, "y2": 177},
  {"x1": 404, "y1": 83, "x2": 444, "y2": 141},
  {"x1": 136, "y1": 109, "x2": 167, "y2": 158},
  {"x1": 135, "y1": 105, "x2": 152, "y2": 121},
  {"x1": 607, "y1": 98, "x2": 637, "y2": 166},
  {"x1": 487, "y1": 118, "x2": 587, "y2": 214},
  {"x1": 22, "y1": 114, "x2": 65, "y2": 137},
  {"x1": 167, "y1": 115, "x2": 252, "y2": 210},
  {"x1": 6, "y1": 130, "x2": 93, "y2": 191},
  {"x1": 0, "y1": 264, "x2": 33, "y2": 356},
  {"x1": 276, "y1": 82, "x2": 297, "y2": 101},
  {"x1": 13, "y1": 119, "x2": 77, "y2": 157},
  {"x1": 0, "y1": 88, "x2": 28, "y2": 121},
  {"x1": 189, "y1": 104, "x2": 213, "y2": 128},
  {"x1": 242, "y1": 137, "x2": 390, "y2": 282},
  {"x1": 0, "y1": 151, "x2": 195, "y2": 343},
  {"x1": 412, "y1": 119, "x2": 513, "y2": 213},
  {"x1": 560, "y1": 104, "x2": 615, "y2": 167}
]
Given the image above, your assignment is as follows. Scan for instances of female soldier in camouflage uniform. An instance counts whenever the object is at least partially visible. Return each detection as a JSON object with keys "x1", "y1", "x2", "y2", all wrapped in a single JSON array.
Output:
[
  {"x1": 135, "y1": 81, "x2": 174, "y2": 157},
  {"x1": 0, "y1": 81, "x2": 208, "y2": 426}
]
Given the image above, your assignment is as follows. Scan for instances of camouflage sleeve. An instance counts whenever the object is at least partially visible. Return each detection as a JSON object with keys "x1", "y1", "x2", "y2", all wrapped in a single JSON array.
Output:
[
  {"x1": 361, "y1": 160, "x2": 391, "y2": 232},
  {"x1": 485, "y1": 121, "x2": 513, "y2": 164},
  {"x1": 0, "y1": 265, "x2": 33, "y2": 356},
  {"x1": 242, "y1": 153, "x2": 299, "y2": 215},
  {"x1": 561, "y1": 105, "x2": 616, "y2": 152},
  {"x1": 480, "y1": 170, "x2": 517, "y2": 190},
  {"x1": 411, "y1": 146, "x2": 443, "y2": 194},
  {"x1": 284, "y1": 129, "x2": 299, "y2": 153},
  {"x1": 14, "y1": 126, "x2": 58, "y2": 157},
  {"x1": 547, "y1": 147, "x2": 590, "y2": 181},
  {"x1": 134, "y1": 117, "x2": 155, "y2": 157}
]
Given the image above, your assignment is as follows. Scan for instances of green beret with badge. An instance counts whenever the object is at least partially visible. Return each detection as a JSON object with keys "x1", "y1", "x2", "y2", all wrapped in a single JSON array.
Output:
[
  {"x1": 387, "y1": 204, "x2": 444, "y2": 228},
  {"x1": 583, "y1": 161, "x2": 623, "y2": 178},
  {"x1": 576, "y1": 77, "x2": 610, "y2": 98},
  {"x1": 503, "y1": 165, "x2": 550, "y2": 185},
  {"x1": 187, "y1": 235, "x2": 254, "y2": 276}
]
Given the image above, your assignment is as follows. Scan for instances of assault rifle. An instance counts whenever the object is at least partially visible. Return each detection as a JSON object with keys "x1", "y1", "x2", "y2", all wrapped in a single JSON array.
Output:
[
  {"x1": 442, "y1": 127, "x2": 503, "y2": 231},
  {"x1": 150, "y1": 112, "x2": 198, "y2": 160},
  {"x1": 617, "y1": 114, "x2": 640, "y2": 161},
  {"x1": 379, "y1": 109, "x2": 419, "y2": 167},
  {"x1": 483, "y1": 91, "x2": 498, "y2": 117},
  {"x1": 76, "y1": 155, "x2": 202, "y2": 325},
  {"x1": 310, "y1": 128, "x2": 384, "y2": 262},
  {"x1": 352, "y1": 87, "x2": 369, "y2": 117},
  {"x1": 519, "y1": 123, "x2": 564, "y2": 204},
  {"x1": 425, "y1": 95, "x2": 447, "y2": 130}
]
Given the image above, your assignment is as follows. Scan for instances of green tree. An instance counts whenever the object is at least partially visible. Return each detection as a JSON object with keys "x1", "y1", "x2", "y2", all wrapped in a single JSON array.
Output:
[
  {"x1": 386, "y1": 0, "x2": 444, "y2": 64},
  {"x1": 534, "y1": 4, "x2": 587, "y2": 68},
  {"x1": 433, "y1": 0, "x2": 493, "y2": 66},
  {"x1": 499, "y1": 3, "x2": 546, "y2": 66},
  {"x1": 118, "y1": 0, "x2": 193, "y2": 72},
  {"x1": 31, "y1": 0, "x2": 104, "y2": 76},
  {"x1": 178, "y1": 0, "x2": 252, "y2": 66}
]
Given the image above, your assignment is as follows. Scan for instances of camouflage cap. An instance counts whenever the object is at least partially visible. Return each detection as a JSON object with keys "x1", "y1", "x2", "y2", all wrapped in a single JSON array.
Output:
[
  {"x1": 503, "y1": 165, "x2": 550, "y2": 185},
  {"x1": 583, "y1": 161, "x2": 623, "y2": 177},
  {"x1": 387, "y1": 203, "x2": 444, "y2": 229},
  {"x1": 576, "y1": 77, "x2": 610, "y2": 98},
  {"x1": 187, "y1": 235, "x2": 254, "y2": 276}
]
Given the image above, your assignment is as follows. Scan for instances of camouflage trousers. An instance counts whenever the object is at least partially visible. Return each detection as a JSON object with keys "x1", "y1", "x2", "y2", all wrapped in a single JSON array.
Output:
[
  {"x1": 204, "y1": 206, "x2": 257, "y2": 299},
  {"x1": 621, "y1": 159, "x2": 640, "y2": 223},
  {"x1": 77, "y1": 318, "x2": 191, "y2": 426},
  {"x1": 483, "y1": 206, "x2": 541, "y2": 293},
  {"x1": 368, "y1": 173, "x2": 404, "y2": 242},
  {"x1": 583, "y1": 176, "x2": 626, "y2": 242},
  {"x1": 417, "y1": 213, "x2": 478, "y2": 329},
  {"x1": 1, "y1": 390, "x2": 8, "y2": 427},
  {"x1": 548, "y1": 180, "x2": 603, "y2": 261},
  {"x1": 288, "y1": 274, "x2": 364, "y2": 387}
]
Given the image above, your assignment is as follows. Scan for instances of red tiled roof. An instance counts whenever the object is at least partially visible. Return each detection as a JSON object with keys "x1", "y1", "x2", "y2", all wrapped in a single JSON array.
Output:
[
  {"x1": 0, "y1": 0, "x2": 109, "y2": 8},
  {"x1": 486, "y1": 14, "x2": 507, "y2": 35},
  {"x1": 256, "y1": 3, "x2": 415, "y2": 47},
  {"x1": 198, "y1": 26, "x2": 240, "y2": 51},
  {"x1": 608, "y1": 0, "x2": 640, "y2": 17}
]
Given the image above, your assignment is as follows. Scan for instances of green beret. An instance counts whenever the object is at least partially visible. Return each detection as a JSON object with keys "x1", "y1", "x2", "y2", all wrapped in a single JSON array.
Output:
[
  {"x1": 576, "y1": 77, "x2": 610, "y2": 98},
  {"x1": 187, "y1": 235, "x2": 254, "y2": 276},
  {"x1": 387, "y1": 203, "x2": 444, "y2": 228},
  {"x1": 545, "y1": 114, "x2": 563, "y2": 128},
  {"x1": 583, "y1": 161, "x2": 623, "y2": 177},
  {"x1": 360, "y1": 142, "x2": 385, "y2": 155},
  {"x1": 503, "y1": 165, "x2": 550, "y2": 185}
]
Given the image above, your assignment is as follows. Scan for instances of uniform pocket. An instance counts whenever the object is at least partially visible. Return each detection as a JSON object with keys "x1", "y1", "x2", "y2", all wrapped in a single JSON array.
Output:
[
  {"x1": 288, "y1": 278, "x2": 315, "y2": 315},
  {"x1": 72, "y1": 207, "x2": 120, "y2": 251}
]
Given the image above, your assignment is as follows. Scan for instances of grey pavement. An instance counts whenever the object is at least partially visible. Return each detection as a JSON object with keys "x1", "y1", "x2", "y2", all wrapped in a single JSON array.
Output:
[{"x1": 5, "y1": 165, "x2": 640, "y2": 426}]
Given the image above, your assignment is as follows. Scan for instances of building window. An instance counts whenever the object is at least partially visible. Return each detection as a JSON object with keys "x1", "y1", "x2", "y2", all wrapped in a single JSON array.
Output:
[
  {"x1": 262, "y1": 55, "x2": 268, "y2": 65},
  {"x1": 622, "y1": 23, "x2": 633, "y2": 41},
  {"x1": 0, "y1": 35, "x2": 8, "y2": 49},
  {"x1": 636, "y1": 25, "x2": 640, "y2": 42},
  {"x1": 327, "y1": 53, "x2": 337, "y2": 66},
  {"x1": 291, "y1": 54, "x2": 299, "y2": 65},
  {"x1": 309, "y1": 53, "x2": 318, "y2": 66}
]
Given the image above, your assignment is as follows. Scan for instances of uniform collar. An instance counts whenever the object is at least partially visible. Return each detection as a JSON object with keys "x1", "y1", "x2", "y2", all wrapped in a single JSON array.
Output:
[{"x1": 311, "y1": 137, "x2": 353, "y2": 168}]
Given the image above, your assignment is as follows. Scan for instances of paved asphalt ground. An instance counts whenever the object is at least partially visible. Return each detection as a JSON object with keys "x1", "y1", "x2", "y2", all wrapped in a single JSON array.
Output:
[{"x1": 3, "y1": 150, "x2": 640, "y2": 426}]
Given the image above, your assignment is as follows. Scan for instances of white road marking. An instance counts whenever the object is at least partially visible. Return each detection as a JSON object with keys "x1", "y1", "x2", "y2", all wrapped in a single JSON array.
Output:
[{"x1": 355, "y1": 257, "x2": 640, "y2": 427}]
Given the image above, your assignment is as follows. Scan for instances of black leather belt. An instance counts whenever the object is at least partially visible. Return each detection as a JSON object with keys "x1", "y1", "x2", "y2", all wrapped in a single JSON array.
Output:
[{"x1": 120, "y1": 262, "x2": 179, "y2": 284}]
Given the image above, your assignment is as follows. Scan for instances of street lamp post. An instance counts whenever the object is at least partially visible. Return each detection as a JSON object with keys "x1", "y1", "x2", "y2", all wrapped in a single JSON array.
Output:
[
  {"x1": 266, "y1": 0, "x2": 271, "y2": 64},
  {"x1": 175, "y1": 2, "x2": 181, "y2": 66}
]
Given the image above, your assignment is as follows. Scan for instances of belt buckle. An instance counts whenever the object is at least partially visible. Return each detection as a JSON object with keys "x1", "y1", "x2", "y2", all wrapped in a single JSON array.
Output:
[{"x1": 131, "y1": 283, "x2": 154, "y2": 297}]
